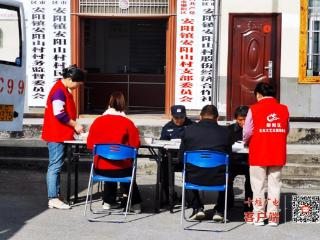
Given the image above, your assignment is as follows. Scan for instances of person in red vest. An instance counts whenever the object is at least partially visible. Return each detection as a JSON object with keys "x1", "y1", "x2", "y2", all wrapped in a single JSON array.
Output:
[
  {"x1": 87, "y1": 92, "x2": 142, "y2": 213},
  {"x1": 42, "y1": 65, "x2": 84, "y2": 210},
  {"x1": 243, "y1": 82, "x2": 289, "y2": 226}
]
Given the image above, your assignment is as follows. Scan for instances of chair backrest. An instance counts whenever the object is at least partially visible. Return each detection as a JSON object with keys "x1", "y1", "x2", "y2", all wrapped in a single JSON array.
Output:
[
  {"x1": 93, "y1": 144, "x2": 137, "y2": 160},
  {"x1": 183, "y1": 150, "x2": 229, "y2": 186},
  {"x1": 184, "y1": 150, "x2": 228, "y2": 168}
]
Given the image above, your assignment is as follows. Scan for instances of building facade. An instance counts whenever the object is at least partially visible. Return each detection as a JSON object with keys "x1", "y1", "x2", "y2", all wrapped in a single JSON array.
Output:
[{"x1": 21, "y1": 0, "x2": 320, "y2": 119}]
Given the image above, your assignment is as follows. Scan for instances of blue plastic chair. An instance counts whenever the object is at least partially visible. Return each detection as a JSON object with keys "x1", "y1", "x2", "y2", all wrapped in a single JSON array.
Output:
[
  {"x1": 181, "y1": 150, "x2": 229, "y2": 229},
  {"x1": 84, "y1": 144, "x2": 138, "y2": 222}
]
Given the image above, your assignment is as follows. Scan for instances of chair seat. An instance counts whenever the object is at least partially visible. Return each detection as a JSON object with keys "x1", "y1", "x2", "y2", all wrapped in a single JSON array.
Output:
[
  {"x1": 84, "y1": 144, "x2": 137, "y2": 222},
  {"x1": 92, "y1": 173, "x2": 131, "y2": 183},
  {"x1": 181, "y1": 151, "x2": 229, "y2": 230},
  {"x1": 185, "y1": 182, "x2": 225, "y2": 191}
]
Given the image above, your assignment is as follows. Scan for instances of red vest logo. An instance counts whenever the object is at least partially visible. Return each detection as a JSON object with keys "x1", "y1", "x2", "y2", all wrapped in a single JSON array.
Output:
[{"x1": 266, "y1": 113, "x2": 280, "y2": 122}]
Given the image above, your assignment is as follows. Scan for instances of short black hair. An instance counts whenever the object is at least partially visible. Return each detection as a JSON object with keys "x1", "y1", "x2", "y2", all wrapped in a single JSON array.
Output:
[
  {"x1": 62, "y1": 65, "x2": 84, "y2": 82},
  {"x1": 200, "y1": 105, "x2": 219, "y2": 119},
  {"x1": 234, "y1": 105, "x2": 249, "y2": 118},
  {"x1": 254, "y1": 82, "x2": 275, "y2": 97}
]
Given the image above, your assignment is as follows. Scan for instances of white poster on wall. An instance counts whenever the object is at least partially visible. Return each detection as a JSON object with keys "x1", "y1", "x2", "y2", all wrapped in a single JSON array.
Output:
[
  {"x1": 27, "y1": 0, "x2": 70, "y2": 107},
  {"x1": 175, "y1": 0, "x2": 216, "y2": 109}
]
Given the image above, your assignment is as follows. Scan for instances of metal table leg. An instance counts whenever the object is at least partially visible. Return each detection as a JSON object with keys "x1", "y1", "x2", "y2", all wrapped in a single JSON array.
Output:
[
  {"x1": 155, "y1": 159, "x2": 161, "y2": 213},
  {"x1": 149, "y1": 147, "x2": 162, "y2": 213},
  {"x1": 66, "y1": 143, "x2": 72, "y2": 204},
  {"x1": 167, "y1": 149, "x2": 174, "y2": 213},
  {"x1": 74, "y1": 145, "x2": 79, "y2": 203}
]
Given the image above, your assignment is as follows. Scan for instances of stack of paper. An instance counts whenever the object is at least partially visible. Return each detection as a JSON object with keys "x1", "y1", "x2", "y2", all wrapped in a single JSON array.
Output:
[{"x1": 232, "y1": 141, "x2": 245, "y2": 152}]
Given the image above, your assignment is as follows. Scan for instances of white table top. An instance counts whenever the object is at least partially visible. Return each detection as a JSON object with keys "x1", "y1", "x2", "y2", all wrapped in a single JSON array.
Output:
[
  {"x1": 64, "y1": 140, "x2": 86, "y2": 144},
  {"x1": 63, "y1": 139, "x2": 248, "y2": 153},
  {"x1": 63, "y1": 140, "x2": 171, "y2": 147}
]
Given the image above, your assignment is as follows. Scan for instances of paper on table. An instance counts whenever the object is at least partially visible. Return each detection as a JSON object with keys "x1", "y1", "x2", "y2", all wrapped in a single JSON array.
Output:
[
  {"x1": 74, "y1": 132, "x2": 88, "y2": 141},
  {"x1": 140, "y1": 137, "x2": 154, "y2": 145},
  {"x1": 152, "y1": 139, "x2": 173, "y2": 145},
  {"x1": 79, "y1": 132, "x2": 88, "y2": 140},
  {"x1": 232, "y1": 141, "x2": 244, "y2": 151}
]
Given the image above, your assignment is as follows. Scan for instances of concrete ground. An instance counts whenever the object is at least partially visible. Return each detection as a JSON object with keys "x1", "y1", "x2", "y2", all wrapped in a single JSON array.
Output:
[{"x1": 0, "y1": 168, "x2": 320, "y2": 240}]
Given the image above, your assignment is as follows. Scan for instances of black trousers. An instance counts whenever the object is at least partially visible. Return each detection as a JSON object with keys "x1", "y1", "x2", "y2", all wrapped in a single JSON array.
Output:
[
  {"x1": 161, "y1": 153, "x2": 183, "y2": 203},
  {"x1": 94, "y1": 168, "x2": 142, "y2": 205},
  {"x1": 188, "y1": 184, "x2": 233, "y2": 211},
  {"x1": 212, "y1": 164, "x2": 253, "y2": 212},
  {"x1": 186, "y1": 163, "x2": 229, "y2": 210},
  {"x1": 189, "y1": 163, "x2": 253, "y2": 212},
  {"x1": 230, "y1": 164, "x2": 253, "y2": 204}
]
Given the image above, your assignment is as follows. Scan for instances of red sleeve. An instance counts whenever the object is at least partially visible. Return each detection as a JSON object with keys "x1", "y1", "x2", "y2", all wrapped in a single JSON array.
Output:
[
  {"x1": 128, "y1": 121, "x2": 140, "y2": 148},
  {"x1": 87, "y1": 118, "x2": 99, "y2": 151}
]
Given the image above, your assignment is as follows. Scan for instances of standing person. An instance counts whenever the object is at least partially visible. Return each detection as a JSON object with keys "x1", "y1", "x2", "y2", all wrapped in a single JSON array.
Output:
[
  {"x1": 227, "y1": 106, "x2": 253, "y2": 214},
  {"x1": 180, "y1": 105, "x2": 232, "y2": 221},
  {"x1": 243, "y1": 82, "x2": 289, "y2": 226},
  {"x1": 87, "y1": 91, "x2": 142, "y2": 213},
  {"x1": 160, "y1": 105, "x2": 193, "y2": 204},
  {"x1": 42, "y1": 65, "x2": 84, "y2": 210}
]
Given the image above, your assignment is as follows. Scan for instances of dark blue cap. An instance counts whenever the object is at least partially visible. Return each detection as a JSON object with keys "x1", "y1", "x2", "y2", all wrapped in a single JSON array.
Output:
[{"x1": 171, "y1": 105, "x2": 186, "y2": 118}]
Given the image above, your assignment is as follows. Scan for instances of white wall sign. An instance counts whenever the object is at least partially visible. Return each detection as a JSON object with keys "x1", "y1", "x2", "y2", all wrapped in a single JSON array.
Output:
[
  {"x1": 27, "y1": 0, "x2": 70, "y2": 107},
  {"x1": 175, "y1": 0, "x2": 216, "y2": 109}
]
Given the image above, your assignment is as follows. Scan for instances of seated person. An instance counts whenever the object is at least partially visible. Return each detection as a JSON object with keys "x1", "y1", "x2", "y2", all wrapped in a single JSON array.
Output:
[
  {"x1": 87, "y1": 91, "x2": 142, "y2": 213},
  {"x1": 160, "y1": 105, "x2": 193, "y2": 140},
  {"x1": 227, "y1": 106, "x2": 253, "y2": 213},
  {"x1": 179, "y1": 105, "x2": 232, "y2": 221},
  {"x1": 160, "y1": 105, "x2": 193, "y2": 203}
]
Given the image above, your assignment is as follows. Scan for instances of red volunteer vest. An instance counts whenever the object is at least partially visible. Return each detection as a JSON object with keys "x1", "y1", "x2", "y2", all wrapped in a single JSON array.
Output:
[
  {"x1": 42, "y1": 80, "x2": 76, "y2": 142},
  {"x1": 249, "y1": 98, "x2": 289, "y2": 166}
]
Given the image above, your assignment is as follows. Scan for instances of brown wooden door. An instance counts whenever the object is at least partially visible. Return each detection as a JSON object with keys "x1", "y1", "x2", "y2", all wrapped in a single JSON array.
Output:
[{"x1": 227, "y1": 14, "x2": 281, "y2": 119}]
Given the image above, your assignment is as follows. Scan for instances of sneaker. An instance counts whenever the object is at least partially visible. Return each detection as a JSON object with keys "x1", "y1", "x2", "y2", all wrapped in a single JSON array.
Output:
[
  {"x1": 48, "y1": 198, "x2": 71, "y2": 210},
  {"x1": 212, "y1": 211, "x2": 224, "y2": 222},
  {"x1": 268, "y1": 221, "x2": 279, "y2": 227},
  {"x1": 189, "y1": 208, "x2": 205, "y2": 221},
  {"x1": 130, "y1": 203, "x2": 142, "y2": 214},
  {"x1": 102, "y1": 202, "x2": 121, "y2": 210}
]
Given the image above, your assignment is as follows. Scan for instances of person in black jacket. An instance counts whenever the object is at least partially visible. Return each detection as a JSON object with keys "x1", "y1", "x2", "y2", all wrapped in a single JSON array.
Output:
[
  {"x1": 227, "y1": 106, "x2": 253, "y2": 214},
  {"x1": 160, "y1": 105, "x2": 193, "y2": 204},
  {"x1": 180, "y1": 105, "x2": 232, "y2": 221}
]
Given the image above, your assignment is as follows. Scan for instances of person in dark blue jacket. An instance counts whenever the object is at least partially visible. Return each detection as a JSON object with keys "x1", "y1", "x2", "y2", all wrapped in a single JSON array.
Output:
[
  {"x1": 160, "y1": 105, "x2": 193, "y2": 140},
  {"x1": 160, "y1": 105, "x2": 193, "y2": 204}
]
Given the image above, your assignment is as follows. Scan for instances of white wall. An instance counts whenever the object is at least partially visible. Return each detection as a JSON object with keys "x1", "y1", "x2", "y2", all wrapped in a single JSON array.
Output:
[
  {"x1": 218, "y1": 0, "x2": 320, "y2": 118},
  {"x1": 220, "y1": 0, "x2": 300, "y2": 78}
]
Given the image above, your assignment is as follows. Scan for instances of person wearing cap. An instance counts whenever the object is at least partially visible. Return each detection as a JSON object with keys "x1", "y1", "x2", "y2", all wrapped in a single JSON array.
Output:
[
  {"x1": 179, "y1": 105, "x2": 232, "y2": 221},
  {"x1": 160, "y1": 105, "x2": 193, "y2": 140},
  {"x1": 160, "y1": 105, "x2": 193, "y2": 204},
  {"x1": 42, "y1": 65, "x2": 85, "y2": 210}
]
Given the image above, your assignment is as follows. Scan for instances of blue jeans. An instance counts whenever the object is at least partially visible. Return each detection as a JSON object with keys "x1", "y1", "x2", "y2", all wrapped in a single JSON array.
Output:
[{"x1": 47, "y1": 142, "x2": 65, "y2": 198}]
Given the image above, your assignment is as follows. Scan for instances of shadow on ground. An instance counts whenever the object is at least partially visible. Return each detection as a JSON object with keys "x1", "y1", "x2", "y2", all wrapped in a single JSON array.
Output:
[{"x1": 0, "y1": 166, "x2": 301, "y2": 239}]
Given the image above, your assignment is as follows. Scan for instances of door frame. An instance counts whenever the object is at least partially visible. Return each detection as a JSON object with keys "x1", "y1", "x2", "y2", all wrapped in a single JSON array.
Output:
[
  {"x1": 226, "y1": 13, "x2": 282, "y2": 120},
  {"x1": 71, "y1": 0, "x2": 177, "y2": 117}
]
